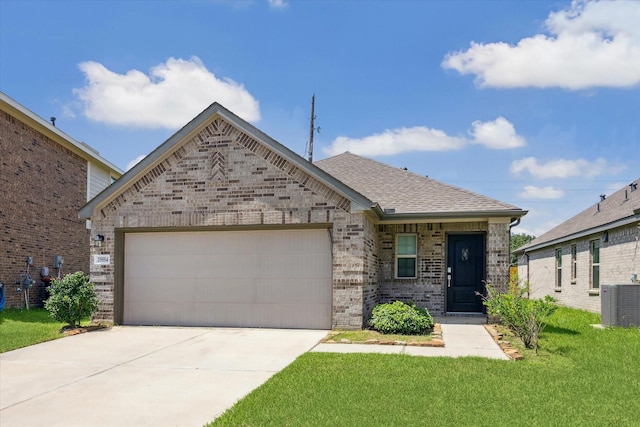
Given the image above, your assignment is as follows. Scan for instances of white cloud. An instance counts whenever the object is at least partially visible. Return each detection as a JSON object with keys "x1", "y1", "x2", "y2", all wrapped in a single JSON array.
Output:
[
  {"x1": 268, "y1": 0, "x2": 287, "y2": 9},
  {"x1": 324, "y1": 116, "x2": 524, "y2": 156},
  {"x1": 519, "y1": 185, "x2": 564, "y2": 199},
  {"x1": 442, "y1": 0, "x2": 640, "y2": 89},
  {"x1": 470, "y1": 116, "x2": 526, "y2": 149},
  {"x1": 323, "y1": 126, "x2": 466, "y2": 157},
  {"x1": 73, "y1": 57, "x2": 261, "y2": 129},
  {"x1": 126, "y1": 154, "x2": 147, "y2": 171},
  {"x1": 510, "y1": 157, "x2": 608, "y2": 178}
]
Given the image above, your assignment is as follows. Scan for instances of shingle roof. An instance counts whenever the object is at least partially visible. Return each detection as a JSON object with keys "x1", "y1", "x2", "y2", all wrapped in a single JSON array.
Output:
[
  {"x1": 517, "y1": 178, "x2": 640, "y2": 252},
  {"x1": 315, "y1": 152, "x2": 524, "y2": 216}
]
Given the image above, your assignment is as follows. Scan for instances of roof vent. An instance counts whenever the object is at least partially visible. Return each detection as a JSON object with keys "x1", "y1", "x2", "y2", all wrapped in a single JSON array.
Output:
[
  {"x1": 384, "y1": 208, "x2": 396, "y2": 214},
  {"x1": 630, "y1": 182, "x2": 638, "y2": 192},
  {"x1": 50, "y1": 116, "x2": 56, "y2": 127},
  {"x1": 600, "y1": 194, "x2": 606, "y2": 202}
]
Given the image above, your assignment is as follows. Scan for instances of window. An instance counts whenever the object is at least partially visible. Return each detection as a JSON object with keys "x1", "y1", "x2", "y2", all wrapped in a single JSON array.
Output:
[
  {"x1": 555, "y1": 248, "x2": 562, "y2": 289},
  {"x1": 590, "y1": 240, "x2": 600, "y2": 289},
  {"x1": 571, "y1": 244, "x2": 577, "y2": 283},
  {"x1": 396, "y1": 234, "x2": 417, "y2": 278}
]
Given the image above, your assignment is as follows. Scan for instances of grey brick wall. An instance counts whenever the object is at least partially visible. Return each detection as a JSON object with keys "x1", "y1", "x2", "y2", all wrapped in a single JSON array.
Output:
[
  {"x1": 376, "y1": 220, "x2": 510, "y2": 316},
  {"x1": 0, "y1": 110, "x2": 89, "y2": 308},
  {"x1": 519, "y1": 221, "x2": 640, "y2": 313},
  {"x1": 89, "y1": 117, "x2": 369, "y2": 328}
]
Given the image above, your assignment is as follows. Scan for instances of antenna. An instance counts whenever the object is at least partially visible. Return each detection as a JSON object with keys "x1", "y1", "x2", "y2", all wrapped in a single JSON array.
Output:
[{"x1": 306, "y1": 94, "x2": 320, "y2": 162}]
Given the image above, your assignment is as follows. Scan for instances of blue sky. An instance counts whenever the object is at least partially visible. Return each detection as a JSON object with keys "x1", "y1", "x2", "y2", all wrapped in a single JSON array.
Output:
[{"x1": 1, "y1": 0, "x2": 638, "y2": 237}]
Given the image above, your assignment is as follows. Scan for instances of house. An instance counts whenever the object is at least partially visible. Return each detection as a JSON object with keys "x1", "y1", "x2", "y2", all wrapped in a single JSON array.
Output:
[
  {"x1": 0, "y1": 91, "x2": 122, "y2": 309},
  {"x1": 79, "y1": 102, "x2": 526, "y2": 329},
  {"x1": 515, "y1": 180, "x2": 640, "y2": 313}
]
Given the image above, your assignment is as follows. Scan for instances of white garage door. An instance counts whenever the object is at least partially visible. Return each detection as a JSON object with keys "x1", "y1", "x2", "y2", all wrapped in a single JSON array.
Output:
[{"x1": 123, "y1": 229, "x2": 332, "y2": 329}]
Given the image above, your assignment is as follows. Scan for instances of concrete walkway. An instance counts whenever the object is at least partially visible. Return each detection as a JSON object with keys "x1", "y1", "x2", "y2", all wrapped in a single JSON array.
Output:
[{"x1": 311, "y1": 322, "x2": 509, "y2": 360}]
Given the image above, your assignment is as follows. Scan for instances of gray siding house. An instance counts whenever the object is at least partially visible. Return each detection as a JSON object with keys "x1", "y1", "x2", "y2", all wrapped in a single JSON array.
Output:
[
  {"x1": 515, "y1": 180, "x2": 640, "y2": 313},
  {"x1": 80, "y1": 103, "x2": 526, "y2": 329}
]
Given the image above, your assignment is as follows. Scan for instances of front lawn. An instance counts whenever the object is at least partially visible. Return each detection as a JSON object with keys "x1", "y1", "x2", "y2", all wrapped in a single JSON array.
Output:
[
  {"x1": 0, "y1": 308, "x2": 68, "y2": 353},
  {"x1": 210, "y1": 307, "x2": 640, "y2": 426}
]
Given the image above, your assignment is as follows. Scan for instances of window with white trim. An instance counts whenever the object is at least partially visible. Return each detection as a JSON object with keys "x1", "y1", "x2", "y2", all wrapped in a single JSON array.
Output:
[
  {"x1": 570, "y1": 244, "x2": 577, "y2": 283},
  {"x1": 555, "y1": 248, "x2": 562, "y2": 289},
  {"x1": 396, "y1": 234, "x2": 417, "y2": 278},
  {"x1": 590, "y1": 240, "x2": 600, "y2": 289}
]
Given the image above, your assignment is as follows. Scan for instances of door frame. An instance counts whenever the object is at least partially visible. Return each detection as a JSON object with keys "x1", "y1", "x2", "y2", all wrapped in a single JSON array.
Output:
[{"x1": 445, "y1": 232, "x2": 486, "y2": 313}]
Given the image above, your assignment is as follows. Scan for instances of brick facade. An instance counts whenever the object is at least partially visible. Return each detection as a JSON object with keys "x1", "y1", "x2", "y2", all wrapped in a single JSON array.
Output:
[
  {"x1": 89, "y1": 117, "x2": 372, "y2": 328},
  {"x1": 519, "y1": 222, "x2": 640, "y2": 313},
  {"x1": 87, "y1": 114, "x2": 514, "y2": 328},
  {"x1": 376, "y1": 220, "x2": 511, "y2": 316},
  {"x1": 0, "y1": 110, "x2": 89, "y2": 308}
]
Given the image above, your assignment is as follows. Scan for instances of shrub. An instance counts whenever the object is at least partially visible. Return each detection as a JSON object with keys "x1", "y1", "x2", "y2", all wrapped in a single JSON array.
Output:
[
  {"x1": 482, "y1": 283, "x2": 557, "y2": 353},
  {"x1": 368, "y1": 301, "x2": 434, "y2": 335},
  {"x1": 44, "y1": 272, "x2": 99, "y2": 329}
]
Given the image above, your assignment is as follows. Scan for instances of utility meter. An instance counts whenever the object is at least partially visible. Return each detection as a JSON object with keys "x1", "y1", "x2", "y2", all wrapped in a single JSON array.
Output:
[{"x1": 53, "y1": 255, "x2": 64, "y2": 268}]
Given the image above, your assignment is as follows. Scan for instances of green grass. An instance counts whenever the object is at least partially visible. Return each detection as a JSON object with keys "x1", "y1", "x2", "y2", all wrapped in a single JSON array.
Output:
[
  {"x1": 210, "y1": 307, "x2": 640, "y2": 426},
  {"x1": 0, "y1": 308, "x2": 68, "y2": 353}
]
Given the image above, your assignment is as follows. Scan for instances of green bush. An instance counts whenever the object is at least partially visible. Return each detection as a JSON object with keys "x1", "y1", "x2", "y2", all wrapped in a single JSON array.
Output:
[
  {"x1": 368, "y1": 301, "x2": 434, "y2": 335},
  {"x1": 44, "y1": 272, "x2": 99, "y2": 328},
  {"x1": 482, "y1": 283, "x2": 557, "y2": 353}
]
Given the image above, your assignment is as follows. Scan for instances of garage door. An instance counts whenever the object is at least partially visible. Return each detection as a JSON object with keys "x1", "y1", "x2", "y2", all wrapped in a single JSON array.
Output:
[{"x1": 123, "y1": 229, "x2": 332, "y2": 329}]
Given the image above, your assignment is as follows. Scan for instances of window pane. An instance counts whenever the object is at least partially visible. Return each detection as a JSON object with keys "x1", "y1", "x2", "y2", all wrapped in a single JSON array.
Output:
[
  {"x1": 556, "y1": 249, "x2": 562, "y2": 267},
  {"x1": 592, "y1": 242, "x2": 600, "y2": 264},
  {"x1": 592, "y1": 265, "x2": 600, "y2": 289},
  {"x1": 397, "y1": 235, "x2": 417, "y2": 255},
  {"x1": 397, "y1": 258, "x2": 416, "y2": 278}
]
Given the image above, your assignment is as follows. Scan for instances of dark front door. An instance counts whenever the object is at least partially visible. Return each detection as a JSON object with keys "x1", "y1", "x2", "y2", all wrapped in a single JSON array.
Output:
[{"x1": 447, "y1": 234, "x2": 485, "y2": 312}]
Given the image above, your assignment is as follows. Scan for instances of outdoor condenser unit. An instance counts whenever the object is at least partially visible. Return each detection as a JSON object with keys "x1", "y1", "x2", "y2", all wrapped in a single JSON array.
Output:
[{"x1": 601, "y1": 284, "x2": 640, "y2": 327}]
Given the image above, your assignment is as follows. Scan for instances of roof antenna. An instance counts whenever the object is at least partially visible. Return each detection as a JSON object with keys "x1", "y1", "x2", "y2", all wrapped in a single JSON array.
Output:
[
  {"x1": 306, "y1": 94, "x2": 320, "y2": 162},
  {"x1": 50, "y1": 117, "x2": 56, "y2": 127}
]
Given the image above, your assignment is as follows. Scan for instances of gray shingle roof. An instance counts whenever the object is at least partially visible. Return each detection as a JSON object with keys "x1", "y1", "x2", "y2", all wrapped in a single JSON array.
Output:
[
  {"x1": 315, "y1": 152, "x2": 524, "y2": 216},
  {"x1": 517, "y1": 178, "x2": 640, "y2": 252}
]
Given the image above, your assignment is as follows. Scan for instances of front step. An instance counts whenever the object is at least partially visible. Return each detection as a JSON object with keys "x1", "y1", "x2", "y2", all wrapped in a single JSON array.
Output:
[{"x1": 434, "y1": 313, "x2": 487, "y2": 324}]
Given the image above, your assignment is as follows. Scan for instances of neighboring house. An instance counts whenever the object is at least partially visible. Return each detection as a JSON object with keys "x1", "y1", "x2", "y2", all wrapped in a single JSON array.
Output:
[
  {"x1": 515, "y1": 180, "x2": 640, "y2": 313},
  {"x1": 79, "y1": 103, "x2": 526, "y2": 329},
  {"x1": 0, "y1": 91, "x2": 122, "y2": 309}
]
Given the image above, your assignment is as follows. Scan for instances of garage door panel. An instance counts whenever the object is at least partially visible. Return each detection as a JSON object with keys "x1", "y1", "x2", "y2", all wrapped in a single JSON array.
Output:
[{"x1": 124, "y1": 229, "x2": 332, "y2": 329}]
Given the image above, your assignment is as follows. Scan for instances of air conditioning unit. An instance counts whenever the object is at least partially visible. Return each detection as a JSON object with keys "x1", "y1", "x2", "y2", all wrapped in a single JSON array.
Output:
[{"x1": 601, "y1": 284, "x2": 640, "y2": 327}]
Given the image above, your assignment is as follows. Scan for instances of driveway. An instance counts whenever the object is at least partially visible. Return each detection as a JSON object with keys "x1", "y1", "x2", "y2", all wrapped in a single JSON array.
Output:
[{"x1": 0, "y1": 326, "x2": 327, "y2": 427}]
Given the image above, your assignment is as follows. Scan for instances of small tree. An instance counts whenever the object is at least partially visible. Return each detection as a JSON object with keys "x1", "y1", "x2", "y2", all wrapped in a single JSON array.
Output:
[
  {"x1": 45, "y1": 272, "x2": 99, "y2": 329},
  {"x1": 482, "y1": 283, "x2": 556, "y2": 354}
]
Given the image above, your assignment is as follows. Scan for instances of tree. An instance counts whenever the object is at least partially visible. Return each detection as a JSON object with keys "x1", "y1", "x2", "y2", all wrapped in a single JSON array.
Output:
[{"x1": 511, "y1": 232, "x2": 535, "y2": 266}]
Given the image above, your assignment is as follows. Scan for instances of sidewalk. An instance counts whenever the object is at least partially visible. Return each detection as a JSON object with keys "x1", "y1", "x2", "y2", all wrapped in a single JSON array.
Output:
[{"x1": 310, "y1": 322, "x2": 509, "y2": 360}]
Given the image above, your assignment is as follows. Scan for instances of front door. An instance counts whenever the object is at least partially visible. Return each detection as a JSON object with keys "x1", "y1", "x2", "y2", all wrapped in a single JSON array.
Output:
[{"x1": 447, "y1": 234, "x2": 485, "y2": 312}]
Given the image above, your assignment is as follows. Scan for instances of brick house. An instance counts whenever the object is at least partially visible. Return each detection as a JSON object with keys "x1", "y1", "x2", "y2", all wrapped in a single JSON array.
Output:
[
  {"x1": 0, "y1": 91, "x2": 122, "y2": 309},
  {"x1": 515, "y1": 180, "x2": 640, "y2": 313},
  {"x1": 80, "y1": 103, "x2": 526, "y2": 329}
]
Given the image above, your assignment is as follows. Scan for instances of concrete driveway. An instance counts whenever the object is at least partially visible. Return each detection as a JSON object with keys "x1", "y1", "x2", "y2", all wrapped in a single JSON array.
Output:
[{"x1": 0, "y1": 326, "x2": 327, "y2": 427}]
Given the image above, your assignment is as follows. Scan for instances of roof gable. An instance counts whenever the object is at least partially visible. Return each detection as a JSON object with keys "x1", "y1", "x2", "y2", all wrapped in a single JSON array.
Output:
[
  {"x1": 518, "y1": 179, "x2": 640, "y2": 252},
  {"x1": 80, "y1": 103, "x2": 373, "y2": 219},
  {"x1": 315, "y1": 152, "x2": 525, "y2": 218}
]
